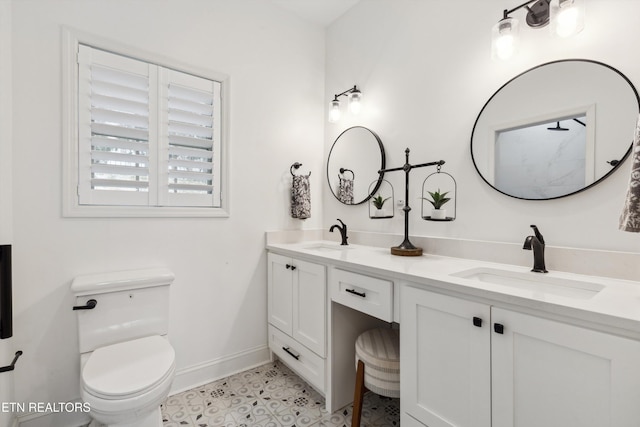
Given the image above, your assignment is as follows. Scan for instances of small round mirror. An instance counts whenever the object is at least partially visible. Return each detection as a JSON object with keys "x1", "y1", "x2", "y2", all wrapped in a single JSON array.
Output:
[
  {"x1": 327, "y1": 126, "x2": 386, "y2": 205},
  {"x1": 471, "y1": 59, "x2": 639, "y2": 200}
]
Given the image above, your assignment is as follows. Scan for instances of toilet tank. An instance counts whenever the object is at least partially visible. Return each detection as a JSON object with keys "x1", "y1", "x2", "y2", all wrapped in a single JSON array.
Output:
[{"x1": 72, "y1": 268, "x2": 175, "y2": 353}]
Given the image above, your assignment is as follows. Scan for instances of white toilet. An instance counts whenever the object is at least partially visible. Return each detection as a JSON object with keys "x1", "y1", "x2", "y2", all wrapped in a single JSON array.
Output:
[{"x1": 71, "y1": 268, "x2": 176, "y2": 427}]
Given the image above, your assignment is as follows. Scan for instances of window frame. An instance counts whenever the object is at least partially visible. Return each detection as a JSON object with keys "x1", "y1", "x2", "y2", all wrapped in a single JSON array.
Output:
[{"x1": 62, "y1": 28, "x2": 230, "y2": 218}]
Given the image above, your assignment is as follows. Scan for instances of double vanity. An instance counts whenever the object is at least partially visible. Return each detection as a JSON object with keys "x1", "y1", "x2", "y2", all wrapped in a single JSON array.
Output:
[
  {"x1": 290, "y1": 54, "x2": 640, "y2": 427},
  {"x1": 266, "y1": 238, "x2": 640, "y2": 427}
]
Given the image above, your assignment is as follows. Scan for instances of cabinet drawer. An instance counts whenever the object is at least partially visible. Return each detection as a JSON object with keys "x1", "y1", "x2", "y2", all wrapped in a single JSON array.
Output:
[
  {"x1": 268, "y1": 325, "x2": 325, "y2": 393},
  {"x1": 330, "y1": 269, "x2": 393, "y2": 322}
]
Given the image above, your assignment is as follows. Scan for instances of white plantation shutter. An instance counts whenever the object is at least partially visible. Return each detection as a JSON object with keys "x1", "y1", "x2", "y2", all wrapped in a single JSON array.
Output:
[
  {"x1": 76, "y1": 44, "x2": 223, "y2": 210},
  {"x1": 162, "y1": 70, "x2": 221, "y2": 207},
  {"x1": 78, "y1": 45, "x2": 155, "y2": 206}
]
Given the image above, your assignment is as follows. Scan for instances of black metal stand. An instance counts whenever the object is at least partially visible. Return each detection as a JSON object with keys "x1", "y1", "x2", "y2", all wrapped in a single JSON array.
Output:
[{"x1": 379, "y1": 148, "x2": 444, "y2": 256}]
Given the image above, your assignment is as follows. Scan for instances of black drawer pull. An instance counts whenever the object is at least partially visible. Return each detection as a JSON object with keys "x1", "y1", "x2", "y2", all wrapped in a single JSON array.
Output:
[
  {"x1": 473, "y1": 317, "x2": 483, "y2": 327},
  {"x1": 494, "y1": 323, "x2": 504, "y2": 334},
  {"x1": 345, "y1": 288, "x2": 366, "y2": 298},
  {"x1": 282, "y1": 346, "x2": 300, "y2": 360},
  {"x1": 285, "y1": 264, "x2": 297, "y2": 271},
  {"x1": 73, "y1": 299, "x2": 97, "y2": 311}
]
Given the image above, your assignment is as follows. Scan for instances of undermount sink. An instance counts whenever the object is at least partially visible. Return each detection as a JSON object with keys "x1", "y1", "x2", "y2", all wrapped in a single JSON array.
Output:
[
  {"x1": 302, "y1": 243, "x2": 352, "y2": 252},
  {"x1": 451, "y1": 267, "x2": 605, "y2": 300}
]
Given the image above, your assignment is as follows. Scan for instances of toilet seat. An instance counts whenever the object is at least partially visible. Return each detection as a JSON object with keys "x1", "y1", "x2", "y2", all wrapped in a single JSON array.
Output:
[{"x1": 82, "y1": 335, "x2": 175, "y2": 400}]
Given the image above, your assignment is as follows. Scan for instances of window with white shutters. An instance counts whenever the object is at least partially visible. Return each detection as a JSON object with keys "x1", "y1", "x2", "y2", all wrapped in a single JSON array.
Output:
[{"x1": 70, "y1": 41, "x2": 226, "y2": 216}]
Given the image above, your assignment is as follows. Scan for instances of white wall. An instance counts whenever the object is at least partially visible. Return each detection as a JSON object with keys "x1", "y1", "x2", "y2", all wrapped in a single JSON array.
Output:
[
  {"x1": 10, "y1": 0, "x2": 325, "y2": 421},
  {"x1": 0, "y1": 1, "x2": 12, "y2": 246},
  {"x1": 324, "y1": 0, "x2": 640, "y2": 254},
  {"x1": 0, "y1": 1, "x2": 16, "y2": 426}
]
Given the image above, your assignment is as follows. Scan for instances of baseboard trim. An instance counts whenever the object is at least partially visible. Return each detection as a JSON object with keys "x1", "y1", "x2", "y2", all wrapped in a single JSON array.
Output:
[{"x1": 169, "y1": 344, "x2": 271, "y2": 395}]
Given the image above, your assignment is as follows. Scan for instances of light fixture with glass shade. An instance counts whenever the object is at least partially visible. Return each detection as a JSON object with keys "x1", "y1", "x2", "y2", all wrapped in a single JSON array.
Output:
[
  {"x1": 328, "y1": 98, "x2": 342, "y2": 123},
  {"x1": 348, "y1": 88, "x2": 363, "y2": 114},
  {"x1": 492, "y1": 0, "x2": 584, "y2": 60},
  {"x1": 328, "y1": 85, "x2": 362, "y2": 122},
  {"x1": 551, "y1": 0, "x2": 585, "y2": 38},
  {"x1": 492, "y1": 16, "x2": 520, "y2": 61}
]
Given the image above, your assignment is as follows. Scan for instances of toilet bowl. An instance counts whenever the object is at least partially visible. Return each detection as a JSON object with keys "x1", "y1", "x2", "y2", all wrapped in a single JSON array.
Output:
[
  {"x1": 81, "y1": 335, "x2": 175, "y2": 427},
  {"x1": 72, "y1": 268, "x2": 176, "y2": 427}
]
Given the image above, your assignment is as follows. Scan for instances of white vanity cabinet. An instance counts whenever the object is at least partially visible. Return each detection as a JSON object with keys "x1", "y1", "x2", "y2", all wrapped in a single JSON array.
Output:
[
  {"x1": 401, "y1": 284, "x2": 640, "y2": 427},
  {"x1": 400, "y1": 285, "x2": 491, "y2": 427},
  {"x1": 491, "y1": 308, "x2": 640, "y2": 427},
  {"x1": 267, "y1": 253, "x2": 326, "y2": 391},
  {"x1": 267, "y1": 240, "x2": 640, "y2": 423}
]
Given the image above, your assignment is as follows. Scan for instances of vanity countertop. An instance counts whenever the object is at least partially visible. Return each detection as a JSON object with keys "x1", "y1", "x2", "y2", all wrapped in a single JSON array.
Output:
[{"x1": 267, "y1": 240, "x2": 640, "y2": 336}]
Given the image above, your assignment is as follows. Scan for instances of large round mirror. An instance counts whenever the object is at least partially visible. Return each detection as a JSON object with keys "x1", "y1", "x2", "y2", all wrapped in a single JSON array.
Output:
[
  {"x1": 471, "y1": 59, "x2": 640, "y2": 200},
  {"x1": 327, "y1": 126, "x2": 386, "y2": 205}
]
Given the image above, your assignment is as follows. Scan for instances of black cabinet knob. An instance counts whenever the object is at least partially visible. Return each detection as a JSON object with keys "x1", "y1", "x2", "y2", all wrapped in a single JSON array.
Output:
[
  {"x1": 473, "y1": 317, "x2": 483, "y2": 327},
  {"x1": 494, "y1": 323, "x2": 504, "y2": 334}
]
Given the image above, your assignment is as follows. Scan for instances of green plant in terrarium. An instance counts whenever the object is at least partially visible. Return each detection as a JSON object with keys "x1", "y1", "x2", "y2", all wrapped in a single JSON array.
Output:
[
  {"x1": 424, "y1": 188, "x2": 451, "y2": 209},
  {"x1": 371, "y1": 194, "x2": 391, "y2": 209}
]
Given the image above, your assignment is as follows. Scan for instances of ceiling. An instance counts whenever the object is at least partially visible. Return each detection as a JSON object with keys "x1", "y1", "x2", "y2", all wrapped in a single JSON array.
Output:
[{"x1": 269, "y1": 0, "x2": 361, "y2": 27}]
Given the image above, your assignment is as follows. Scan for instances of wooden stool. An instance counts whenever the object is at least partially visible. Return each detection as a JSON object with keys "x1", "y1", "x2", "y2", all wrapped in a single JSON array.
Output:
[{"x1": 352, "y1": 328, "x2": 400, "y2": 427}]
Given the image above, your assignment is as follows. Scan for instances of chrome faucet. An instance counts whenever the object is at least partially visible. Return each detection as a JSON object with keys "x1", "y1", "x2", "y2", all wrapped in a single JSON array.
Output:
[
  {"x1": 329, "y1": 219, "x2": 349, "y2": 246},
  {"x1": 523, "y1": 224, "x2": 548, "y2": 273}
]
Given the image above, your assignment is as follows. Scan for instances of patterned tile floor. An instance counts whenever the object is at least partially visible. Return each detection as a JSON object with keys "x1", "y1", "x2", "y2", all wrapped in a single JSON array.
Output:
[{"x1": 161, "y1": 360, "x2": 400, "y2": 426}]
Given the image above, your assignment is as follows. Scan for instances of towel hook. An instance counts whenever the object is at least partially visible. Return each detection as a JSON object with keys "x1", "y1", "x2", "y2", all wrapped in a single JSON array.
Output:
[
  {"x1": 290, "y1": 162, "x2": 311, "y2": 177},
  {"x1": 339, "y1": 168, "x2": 355, "y2": 180}
]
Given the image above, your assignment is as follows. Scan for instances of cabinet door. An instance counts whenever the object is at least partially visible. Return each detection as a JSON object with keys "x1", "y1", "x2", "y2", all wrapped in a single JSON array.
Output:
[
  {"x1": 267, "y1": 253, "x2": 293, "y2": 335},
  {"x1": 400, "y1": 285, "x2": 491, "y2": 427},
  {"x1": 492, "y1": 308, "x2": 640, "y2": 427},
  {"x1": 292, "y1": 259, "x2": 326, "y2": 357}
]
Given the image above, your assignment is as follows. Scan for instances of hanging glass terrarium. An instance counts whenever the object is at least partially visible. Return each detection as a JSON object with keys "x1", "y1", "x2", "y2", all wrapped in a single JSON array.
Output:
[
  {"x1": 368, "y1": 179, "x2": 394, "y2": 219},
  {"x1": 421, "y1": 164, "x2": 456, "y2": 221}
]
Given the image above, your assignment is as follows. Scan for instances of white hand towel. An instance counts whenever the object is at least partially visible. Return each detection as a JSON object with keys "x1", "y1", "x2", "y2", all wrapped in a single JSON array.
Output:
[{"x1": 619, "y1": 114, "x2": 640, "y2": 232}]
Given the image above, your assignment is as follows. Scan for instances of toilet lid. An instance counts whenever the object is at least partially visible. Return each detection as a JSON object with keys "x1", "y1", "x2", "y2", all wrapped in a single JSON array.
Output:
[{"x1": 83, "y1": 335, "x2": 175, "y2": 398}]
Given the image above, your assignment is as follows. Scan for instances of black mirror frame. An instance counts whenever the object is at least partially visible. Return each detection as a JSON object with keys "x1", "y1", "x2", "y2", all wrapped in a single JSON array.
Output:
[
  {"x1": 327, "y1": 126, "x2": 386, "y2": 205},
  {"x1": 470, "y1": 58, "x2": 640, "y2": 200}
]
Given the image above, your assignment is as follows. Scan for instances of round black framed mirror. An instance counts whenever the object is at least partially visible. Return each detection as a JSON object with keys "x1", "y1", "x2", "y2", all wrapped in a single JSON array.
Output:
[
  {"x1": 327, "y1": 126, "x2": 386, "y2": 205},
  {"x1": 471, "y1": 59, "x2": 640, "y2": 200}
]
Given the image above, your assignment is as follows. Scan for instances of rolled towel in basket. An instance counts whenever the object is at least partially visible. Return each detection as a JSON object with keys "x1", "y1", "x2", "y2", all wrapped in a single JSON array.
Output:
[
  {"x1": 338, "y1": 177, "x2": 354, "y2": 204},
  {"x1": 291, "y1": 174, "x2": 311, "y2": 219},
  {"x1": 619, "y1": 114, "x2": 640, "y2": 232}
]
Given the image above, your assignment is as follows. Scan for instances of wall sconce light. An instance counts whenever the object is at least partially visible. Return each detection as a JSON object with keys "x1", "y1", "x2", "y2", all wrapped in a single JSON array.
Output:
[
  {"x1": 328, "y1": 85, "x2": 363, "y2": 123},
  {"x1": 492, "y1": 0, "x2": 584, "y2": 60}
]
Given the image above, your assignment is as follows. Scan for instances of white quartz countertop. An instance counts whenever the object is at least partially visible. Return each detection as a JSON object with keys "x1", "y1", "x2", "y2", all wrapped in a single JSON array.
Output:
[{"x1": 267, "y1": 240, "x2": 640, "y2": 336}]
